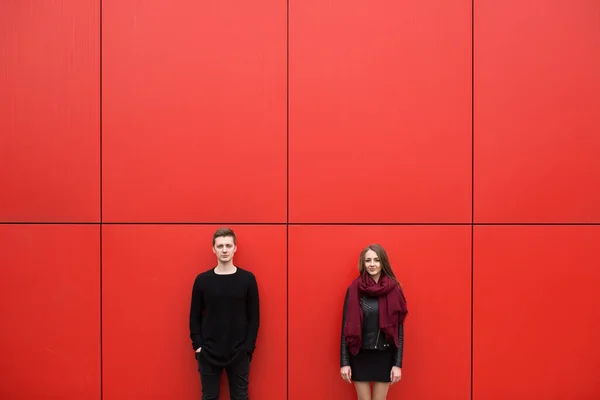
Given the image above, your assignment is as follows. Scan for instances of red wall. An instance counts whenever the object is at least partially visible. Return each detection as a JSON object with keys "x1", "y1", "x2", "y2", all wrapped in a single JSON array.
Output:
[{"x1": 1, "y1": 0, "x2": 599, "y2": 399}]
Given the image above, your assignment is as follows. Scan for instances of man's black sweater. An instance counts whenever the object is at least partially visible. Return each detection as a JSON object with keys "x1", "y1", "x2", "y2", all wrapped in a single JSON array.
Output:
[{"x1": 189, "y1": 267, "x2": 260, "y2": 367}]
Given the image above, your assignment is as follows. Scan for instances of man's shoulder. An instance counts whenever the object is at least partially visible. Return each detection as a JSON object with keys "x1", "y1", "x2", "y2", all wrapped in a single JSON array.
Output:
[
  {"x1": 194, "y1": 268, "x2": 215, "y2": 281},
  {"x1": 236, "y1": 267, "x2": 257, "y2": 281}
]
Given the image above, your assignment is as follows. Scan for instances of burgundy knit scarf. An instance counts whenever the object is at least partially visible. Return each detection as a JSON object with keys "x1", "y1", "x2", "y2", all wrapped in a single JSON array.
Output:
[{"x1": 344, "y1": 273, "x2": 408, "y2": 355}]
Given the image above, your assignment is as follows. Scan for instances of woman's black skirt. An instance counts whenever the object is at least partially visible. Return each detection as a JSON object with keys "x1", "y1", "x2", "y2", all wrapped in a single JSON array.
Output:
[{"x1": 349, "y1": 348, "x2": 395, "y2": 382}]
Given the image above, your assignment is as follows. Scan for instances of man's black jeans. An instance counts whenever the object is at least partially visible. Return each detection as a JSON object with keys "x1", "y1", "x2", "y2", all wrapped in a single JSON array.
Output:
[{"x1": 197, "y1": 352, "x2": 251, "y2": 400}]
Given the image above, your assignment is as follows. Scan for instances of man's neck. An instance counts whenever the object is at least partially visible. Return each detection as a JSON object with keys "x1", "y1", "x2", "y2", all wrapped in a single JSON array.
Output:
[{"x1": 214, "y1": 262, "x2": 237, "y2": 275}]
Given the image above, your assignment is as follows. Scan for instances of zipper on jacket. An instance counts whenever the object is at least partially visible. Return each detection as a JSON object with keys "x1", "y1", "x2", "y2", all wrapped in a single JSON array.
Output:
[{"x1": 375, "y1": 330, "x2": 381, "y2": 348}]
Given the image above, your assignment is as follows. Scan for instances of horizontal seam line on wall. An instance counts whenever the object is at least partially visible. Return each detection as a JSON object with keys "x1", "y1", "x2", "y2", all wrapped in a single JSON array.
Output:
[{"x1": 2, "y1": 222, "x2": 600, "y2": 226}]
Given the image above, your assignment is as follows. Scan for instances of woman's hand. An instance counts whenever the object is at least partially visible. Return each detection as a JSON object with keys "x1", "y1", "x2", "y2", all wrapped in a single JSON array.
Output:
[
  {"x1": 390, "y1": 366, "x2": 402, "y2": 384},
  {"x1": 340, "y1": 366, "x2": 352, "y2": 383}
]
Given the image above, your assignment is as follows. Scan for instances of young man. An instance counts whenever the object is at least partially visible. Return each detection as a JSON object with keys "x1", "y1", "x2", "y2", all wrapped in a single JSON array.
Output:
[{"x1": 189, "y1": 228, "x2": 260, "y2": 400}]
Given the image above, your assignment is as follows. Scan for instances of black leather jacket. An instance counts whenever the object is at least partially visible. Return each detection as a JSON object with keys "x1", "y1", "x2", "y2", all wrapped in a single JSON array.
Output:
[{"x1": 340, "y1": 288, "x2": 404, "y2": 368}]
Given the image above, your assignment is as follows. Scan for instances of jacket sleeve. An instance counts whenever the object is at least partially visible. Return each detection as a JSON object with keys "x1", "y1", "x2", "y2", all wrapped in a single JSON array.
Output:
[
  {"x1": 340, "y1": 288, "x2": 350, "y2": 367},
  {"x1": 393, "y1": 322, "x2": 404, "y2": 367}
]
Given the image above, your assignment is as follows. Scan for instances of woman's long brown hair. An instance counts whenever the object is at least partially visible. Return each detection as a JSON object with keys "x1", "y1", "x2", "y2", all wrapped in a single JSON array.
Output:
[{"x1": 357, "y1": 244, "x2": 398, "y2": 282}]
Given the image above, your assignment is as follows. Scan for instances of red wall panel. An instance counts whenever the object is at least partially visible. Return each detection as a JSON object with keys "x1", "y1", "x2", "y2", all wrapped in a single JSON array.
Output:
[
  {"x1": 289, "y1": 0, "x2": 472, "y2": 223},
  {"x1": 474, "y1": 0, "x2": 600, "y2": 223},
  {"x1": 289, "y1": 225, "x2": 471, "y2": 400},
  {"x1": 474, "y1": 226, "x2": 600, "y2": 399},
  {"x1": 102, "y1": 0, "x2": 286, "y2": 223},
  {"x1": 102, "y1": 225, "x2": 286, "y2": 399},
  {"x1": 0, "y1": 225, "x2": 100, "y2": 399},
  {"x1": 0, "y1": 1, "x2": 100, "y2": 223}
]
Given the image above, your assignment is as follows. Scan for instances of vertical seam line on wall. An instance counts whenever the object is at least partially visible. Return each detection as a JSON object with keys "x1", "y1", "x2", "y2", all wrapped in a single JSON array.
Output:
[
  {"x1": 470, "y1": 0, "x2": 475, "y2": 399},
  {"x1": 286, "y1": 0, "x2": 290, "y2": 398},
  {"x1": 99, "y1": 0, "x2": 103, "y2": 398}
]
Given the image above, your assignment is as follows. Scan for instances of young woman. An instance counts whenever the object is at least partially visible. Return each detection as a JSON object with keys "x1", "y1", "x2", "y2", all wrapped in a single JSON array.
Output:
[{"x1": 340, "y1": 244, "x2": 408, "y2": 400}]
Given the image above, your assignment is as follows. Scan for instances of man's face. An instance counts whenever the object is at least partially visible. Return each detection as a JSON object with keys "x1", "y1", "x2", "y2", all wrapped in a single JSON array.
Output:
[{"x1": 212, "y1": 236, "x2": 236, "y2": 263}]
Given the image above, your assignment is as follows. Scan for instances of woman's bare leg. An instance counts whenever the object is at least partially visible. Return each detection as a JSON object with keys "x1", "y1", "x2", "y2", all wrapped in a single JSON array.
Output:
[
  {"x1": 372, "y1": 382, "x2": 390, "y2": 400},
  {"x1": 354, "y1": 381, "x2": 372, "y2": 400}
]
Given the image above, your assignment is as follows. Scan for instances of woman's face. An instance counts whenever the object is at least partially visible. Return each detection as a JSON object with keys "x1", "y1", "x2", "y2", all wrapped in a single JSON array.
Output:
[{"x1": 364, "y1": 249, "x2": 382, "y2": 279}]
